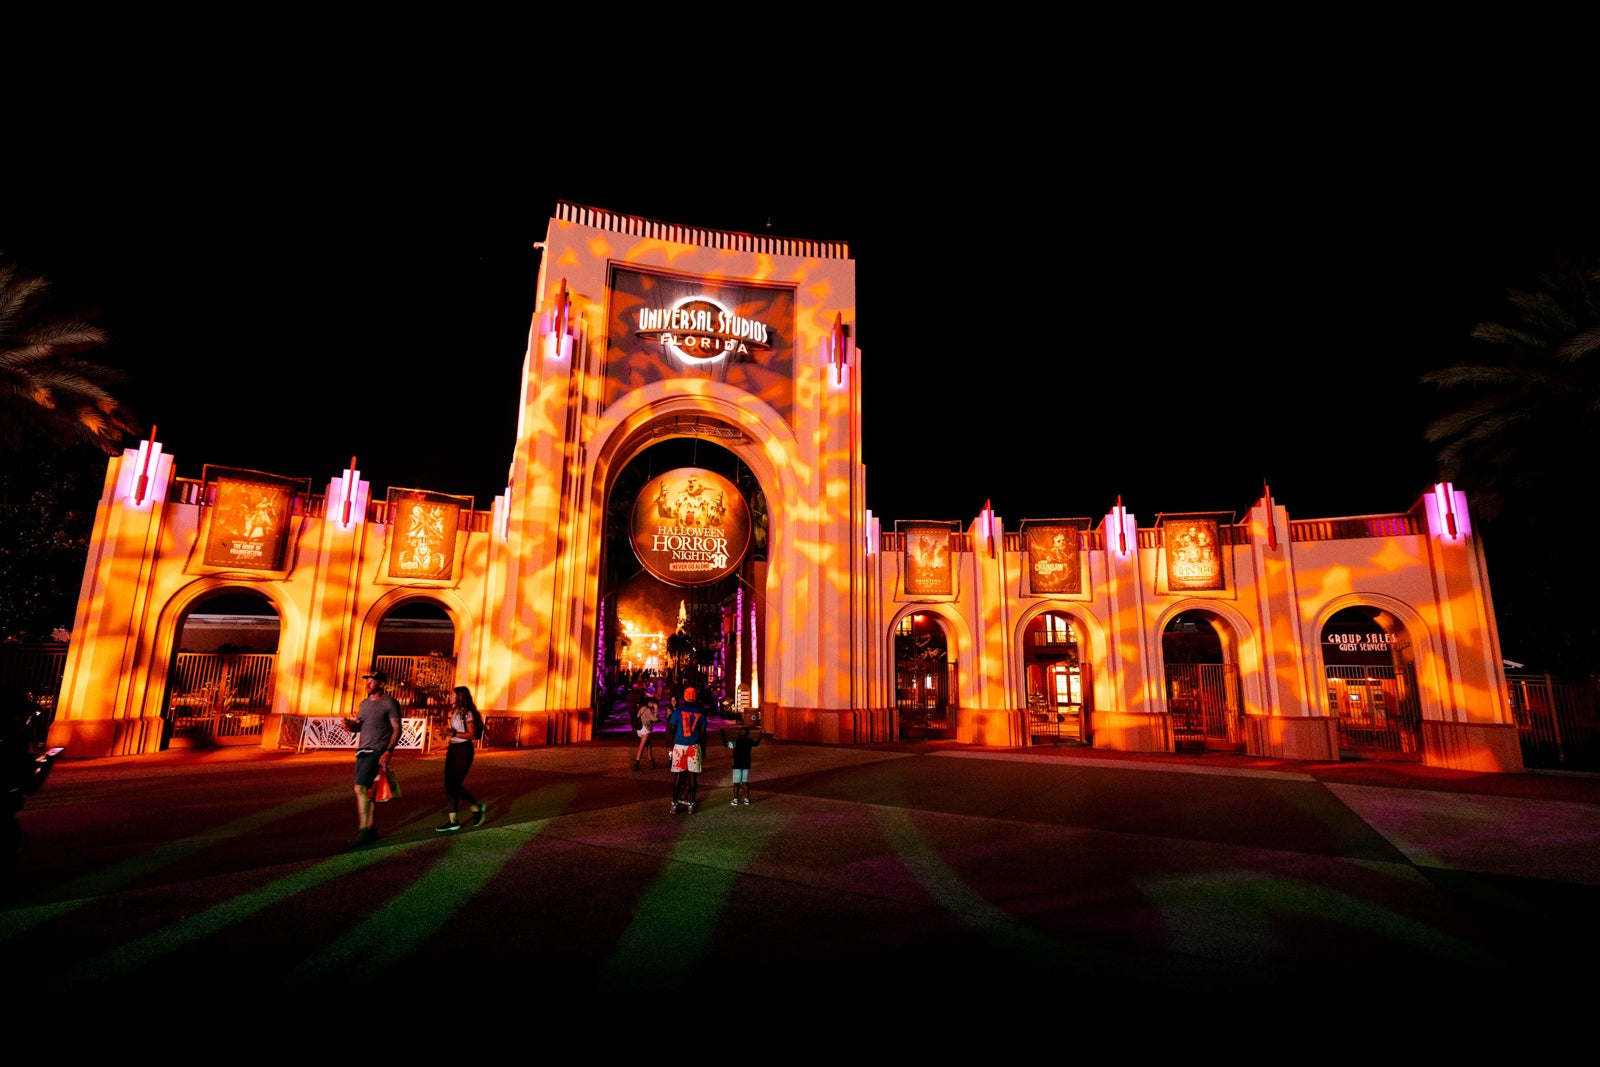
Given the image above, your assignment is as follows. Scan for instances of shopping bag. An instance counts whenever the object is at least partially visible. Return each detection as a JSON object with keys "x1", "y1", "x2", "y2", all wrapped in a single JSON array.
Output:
[{"x1": 372, "y1": 768, "x2": 398, "y2": 802}]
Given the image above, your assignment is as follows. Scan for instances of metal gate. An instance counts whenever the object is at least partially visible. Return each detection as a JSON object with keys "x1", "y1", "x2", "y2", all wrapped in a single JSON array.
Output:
[
  {"x1": 1326, "y1": 664, "x2": 1421, "y2": 759},
  {"x1": 167, "y1": 652, "x2": 277, "y2": 744},
  {"x1": 1165, "y1": 663, "x2": 1240, "y2": 748},
  {"x1": 1030, "y1": 660, "x2": 1089, "y2": 744},
  {"x1": 896, "y1": 660, "x2": 954, "y2": 737}
]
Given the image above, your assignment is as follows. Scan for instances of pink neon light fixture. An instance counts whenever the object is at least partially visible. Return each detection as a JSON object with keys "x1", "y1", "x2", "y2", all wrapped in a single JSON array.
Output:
[
  {"x1": 128, "y1": 426, "x2": 160, "y2": 507},
  {"x1": 1112, "y1": 496, "x2": 1130, "y2": 557}
]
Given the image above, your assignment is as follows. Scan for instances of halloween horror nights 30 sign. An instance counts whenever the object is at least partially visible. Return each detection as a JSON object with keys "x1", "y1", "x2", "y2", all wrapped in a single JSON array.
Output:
[{"x1": 630, "y1": 468, "x2": 751, "y2": 586}]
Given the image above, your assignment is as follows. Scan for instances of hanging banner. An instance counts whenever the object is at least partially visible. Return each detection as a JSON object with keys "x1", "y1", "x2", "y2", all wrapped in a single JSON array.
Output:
[
  {"x1": 188, "y1": 467, "x2": 309, "y2": 578},
  {"x1": 901, "y1": 522, "x2": 956, "y2": 596},
  {"x1": 384, "y1": 489, "x2": 472, "y2": 582},
  {"x1": 1162, "y1": 517, "x2": 1225, "y2": 591},
  {"x1": 1023, "y1": 522, "x2": 1081, "y2": 595},
  {"x1": 630, "y1": 467, "x2": 752, "y2": 587}
]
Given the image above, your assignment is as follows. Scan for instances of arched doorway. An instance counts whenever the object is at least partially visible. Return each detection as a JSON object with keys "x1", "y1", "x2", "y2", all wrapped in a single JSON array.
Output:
[
  {"x1": 598, "y1": 436, "x2": 766, "y2": 727},
  {"x1": 1023, "y1": 611, "x2": 1089, "y2": 744},
  {"x1": 1321, "y1": 606, "x2": 1421, "y2": 760},
  {"x1": 1161, "y1": 610, "x2": 1242, "y2": 751},
  {"x1": 373, "y1": 599, "x2": 457, "y2": 721},
  {"x1": 166, "y1": 589, "x2": 281, "y2": 748},
  {"x1": 895, "y1": 611, "x2": 954, "y2": 739}
]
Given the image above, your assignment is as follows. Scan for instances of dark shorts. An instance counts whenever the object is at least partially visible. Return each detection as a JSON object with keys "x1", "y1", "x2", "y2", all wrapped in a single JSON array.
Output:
[{"x1": 355, "y1": 749, "x2": 383, "y2": 788}]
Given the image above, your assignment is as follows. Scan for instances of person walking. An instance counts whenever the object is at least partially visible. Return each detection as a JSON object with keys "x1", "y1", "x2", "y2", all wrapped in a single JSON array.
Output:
[
  {"x1": 345, "y1": 669, "x2": 402, "y2": 847},
  {"x1": 436, "y1": 686, "x2": 487, "y2": 833},
  {"x1": 666, "y1": 686, "x2": 707, "y2": 814},
  {"x1": 723, "y1": 725, "x2": 760, "y2": 805},
  {"x1": 634, "y1": 697, "x2": 659, "y2": 771}
]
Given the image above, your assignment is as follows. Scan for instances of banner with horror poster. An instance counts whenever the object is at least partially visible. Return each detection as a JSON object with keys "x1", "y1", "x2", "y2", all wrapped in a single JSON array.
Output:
[
  {"x1": 900, "y1": 521, "x2": 959, "y2": 597},
  {"x1": 187, "y1": 466, "x2": 309, "y2": 578},
  {"x1": 382, "y1": 489, "x2": 474, "y2": 585},
  {"x1": 1161, "y1": 516, "x2": 1226, "y2": 592},
  {"x1": 1022, "y1": 521, "x2": 1082, "y2": 595}
]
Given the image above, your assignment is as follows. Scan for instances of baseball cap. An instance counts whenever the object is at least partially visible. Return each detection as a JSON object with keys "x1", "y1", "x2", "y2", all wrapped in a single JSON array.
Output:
[
  {"x1": 362, "y1": 670, "x2": 387, "y2": 684},
  {"x1": 682, "y1": 686, "x2": 696, "y2": 701}
]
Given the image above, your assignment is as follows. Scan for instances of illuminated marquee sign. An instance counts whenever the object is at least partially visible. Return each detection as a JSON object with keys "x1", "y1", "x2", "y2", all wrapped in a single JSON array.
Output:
[
  {"x1": 605, "y1": 267, "x2": 795, "y2": 419},
  {"x1": 630, "y1": 467, "x2": 751, "y2": 587},
  {"x1": 1325, "y1": 632, "x2": 1398, "y2": 653},
  {"x1": 636, "y1": 297, "x2": 773, "y2": 364}
]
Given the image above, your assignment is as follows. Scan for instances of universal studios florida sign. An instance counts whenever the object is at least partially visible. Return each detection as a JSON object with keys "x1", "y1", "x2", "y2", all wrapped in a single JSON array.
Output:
[{"x1": 630, "y1": 467, "x2": 752, "y2": 586}]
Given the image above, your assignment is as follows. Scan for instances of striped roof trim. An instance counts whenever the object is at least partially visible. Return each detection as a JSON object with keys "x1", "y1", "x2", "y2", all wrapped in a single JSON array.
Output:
[{"x1": 555, "y1": 201, "x2": 849, "y2": 259}]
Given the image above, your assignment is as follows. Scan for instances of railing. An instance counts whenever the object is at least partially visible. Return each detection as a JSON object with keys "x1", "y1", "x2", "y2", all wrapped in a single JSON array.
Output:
[
  {"x1": 0, "y1": 644, "x2": 67, "y2": 721},
  {"x1": 372, "y1": 653, "x2": 457, "y2": 713},
  {"x1": 1290, "y1": 514, "x2": 1422, "y2": 541},
  {"x1": 1508, "y1": 674, "x2": 1600, "y2": 771},
  {"x1": 288, "y1": 716, "x2": 433, "y2": 752},
  {"x1": 167, "y1": 478, "x2": 496, "y2": 531}
]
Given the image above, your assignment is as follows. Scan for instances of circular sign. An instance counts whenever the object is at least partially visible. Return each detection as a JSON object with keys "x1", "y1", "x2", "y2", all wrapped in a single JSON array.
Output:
[{"x1": 629, "y1": 467, "x2": 752, "y2": 586}]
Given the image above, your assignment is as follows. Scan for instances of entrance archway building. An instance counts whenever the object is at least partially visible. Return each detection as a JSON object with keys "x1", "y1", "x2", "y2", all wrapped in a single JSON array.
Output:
[{"x1": 51, "y1": 203, "x2": 1521, "y2": 772}]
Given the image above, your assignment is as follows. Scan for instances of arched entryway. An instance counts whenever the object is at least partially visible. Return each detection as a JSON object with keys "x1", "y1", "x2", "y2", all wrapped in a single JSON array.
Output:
[
  {"x1": 165, "y1": 589, "x2": 281, "y2": 748},
  {"x1": 1161, "y1": 610, "x2": 1243, "y2": 751},
  {"x1": 1023, "y1": 610, "x2": 1090, "y2": 744},
  {"x1": 373, "y1": 599, "x2": 457, "y2": 720},
  {"x1": 1320, "y1": 605, "x2": 1421, "y2": 761},
  {"x1": 597, "y1": 436, "x2": 766, "y2": 727},
  {"x1": 895, "y1": 611, "x2": 955, "y2": 739}
]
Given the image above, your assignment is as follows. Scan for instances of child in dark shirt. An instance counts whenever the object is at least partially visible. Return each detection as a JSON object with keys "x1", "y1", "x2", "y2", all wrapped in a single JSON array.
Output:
[{"x1": 723, "y1": 725, "x2": 760, "y2": 805}]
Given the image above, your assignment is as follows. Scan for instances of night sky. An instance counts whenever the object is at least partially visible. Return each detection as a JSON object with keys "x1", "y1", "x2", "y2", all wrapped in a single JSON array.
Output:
[{"x1": 5, "y1": 18, "x2": 1595, "y2": 535}]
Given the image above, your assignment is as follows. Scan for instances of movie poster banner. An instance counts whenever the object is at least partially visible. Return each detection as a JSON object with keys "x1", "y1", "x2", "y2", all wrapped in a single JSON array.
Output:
[
  {"x1": 1161, "y1": 516, "x2": 1227, "y2": 592},
  {"x1": 188, "y1": 467, "x2": 310, "y2": 578},
  {"x1": 383, "y1": 489, "x2": 473, "y2": 584},
  {"x1": 630, "y1": 467, "x2": 751, "y2": 587},
  {"x1": 605, "y1": 267, "x2": 796, "y2": 421},
  {"x1": 1022, "y1": 521, "x2": 1083, "y2": 595},
  {"x1": 900, "y1": 521, "x2": 959, "y2": 597}
]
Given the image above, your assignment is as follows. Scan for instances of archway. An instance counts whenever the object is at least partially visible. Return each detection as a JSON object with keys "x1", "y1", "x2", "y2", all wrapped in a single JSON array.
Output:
[
  {"x1": 1023, "y1": 610, "x2": 1089, "y2": 744},
  {"x1": 894, "y1": 610, "x2": 955, "y2": 739},
  {"x1": 598, "y1": 436, "x2": 766, "y2": 725},
  {"x1": 373, "y1": 599, "x2": 457, "y2": 719},
  {"x1": 166, "y1": 589, "x2": 281, "y2": 748},
  {"x1": 1161, "y1": 609, "x2": 1243, "y2": 750},
  {"x1": 1320, "y1": 605, "x2": 1421, "y2": 760}
]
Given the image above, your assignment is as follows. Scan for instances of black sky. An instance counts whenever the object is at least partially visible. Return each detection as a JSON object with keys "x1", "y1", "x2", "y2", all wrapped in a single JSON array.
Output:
[{"x1": 5, "y1": 16, "x2": 1596, "y2": 530}]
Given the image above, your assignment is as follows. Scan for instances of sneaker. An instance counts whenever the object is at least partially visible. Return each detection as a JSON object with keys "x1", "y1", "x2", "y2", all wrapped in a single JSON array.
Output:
[
  {"x1": 350, "y1": 827, "x2": 377, "y2": 848},
  {"x1": 742, "y1": 797, "x2": 750, "y2": 805},
  {"x1": 687, "y1": 802, "x2": 696, "y2": 814},
  {"x1": 731, "y1": 799, "x2": 739, "y2": 807},
  {"x1": 472, "y1": 803, "x2": 487, "y2": 827},
  {"x1": 435, "y1": 822, "x2": 461, "y2": 833},
  {"x1": 669, "y1": 801, "x2": 679, "y2": 814}
]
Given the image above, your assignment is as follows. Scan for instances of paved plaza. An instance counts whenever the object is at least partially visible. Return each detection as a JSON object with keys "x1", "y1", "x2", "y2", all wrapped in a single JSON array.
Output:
[{"x1": 6, "y1": 735, "x2": 1599, "y2": 1030}]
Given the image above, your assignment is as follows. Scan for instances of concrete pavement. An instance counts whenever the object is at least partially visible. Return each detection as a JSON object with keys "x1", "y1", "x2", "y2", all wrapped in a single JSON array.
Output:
[{"x1": 5, "y1": 735, "x2": 1598, "y2": 1029}]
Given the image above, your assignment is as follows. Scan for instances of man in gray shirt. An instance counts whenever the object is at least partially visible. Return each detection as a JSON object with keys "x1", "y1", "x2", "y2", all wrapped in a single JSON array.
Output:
[{"x1": 346, "y1": 670, "x2": 402, "y2": 846}]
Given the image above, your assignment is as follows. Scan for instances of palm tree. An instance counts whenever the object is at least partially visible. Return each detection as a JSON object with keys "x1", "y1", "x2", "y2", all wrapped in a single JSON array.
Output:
[
  {"x1": 0, "y1": 255, "x2": 139, "y2": 454},
  {"x1": 666, "y1": 630, "x2": 693, "y2": 686},
  {"x1": 1420, "y1": 253, "x2": 1600, "y2": 528}
]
